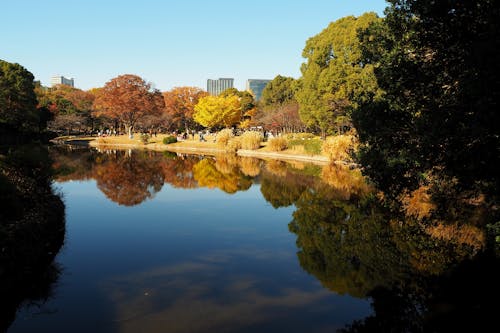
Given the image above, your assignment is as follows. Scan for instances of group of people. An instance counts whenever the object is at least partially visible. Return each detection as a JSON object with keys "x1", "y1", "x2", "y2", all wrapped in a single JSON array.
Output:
[{"x1": 97, "y1": 128, "x2": 117, "y2": 137}]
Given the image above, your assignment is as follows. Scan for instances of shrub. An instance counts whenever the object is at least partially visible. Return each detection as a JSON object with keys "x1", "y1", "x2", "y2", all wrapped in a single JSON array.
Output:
[
  {"x1": 240, "y1": 131, "x2": 263, "y2": 150},
  {"x1": 322, "y1": 134, "x2": 358, "y2": 162},
  {"x1": 216, "y1": 128, "x2": 234, "y2": 148},
  {"x1": 267, "y1": 137, "x2": 288, "y2": 151},
  {"x1": 163, "y1": 135, "x2": 177, "y2": 144},
  {"x1": 225, "y1": 137, "x2": 242, "y2": 153}
]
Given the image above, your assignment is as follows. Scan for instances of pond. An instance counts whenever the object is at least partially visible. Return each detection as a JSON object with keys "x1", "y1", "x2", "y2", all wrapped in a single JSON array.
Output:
[{"x1": 1, "y1": 145, "x2": 499, "y2": 333}]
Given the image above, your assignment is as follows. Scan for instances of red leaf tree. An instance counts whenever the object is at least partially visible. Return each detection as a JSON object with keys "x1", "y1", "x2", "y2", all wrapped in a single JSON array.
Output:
[
  {"x1": 94, "y1": 74, "x2": 164, "y2": 137},
  {"x1": 162, "y1": 86, "x2": 208, "y2": 132}
]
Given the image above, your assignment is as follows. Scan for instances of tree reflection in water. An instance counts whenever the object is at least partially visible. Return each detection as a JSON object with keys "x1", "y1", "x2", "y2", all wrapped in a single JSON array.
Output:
[
  {"x1": 94, "y1": 150, "x2": 164, "y2": 206},
  {"x1": 49, "y1": 147, "x2": 500, "y2": 331},
  {"x1": 0, "y1": 145, "x2": 65, "y2": 332}
]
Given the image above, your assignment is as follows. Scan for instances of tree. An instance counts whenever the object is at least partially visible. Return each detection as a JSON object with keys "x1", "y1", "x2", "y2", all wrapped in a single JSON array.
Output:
[
  {"x1": 0, "y1": 59, "x2": 39, "y2": 132},
  {"x1": 38, "y1": 84, "x2": 96, "y2": 134},
  {"x1": 193, "y1": 95, "x2": 241, "y2": 128},
  {"x1": 162, "y1": 86, "x2": 208, "y2": 132},
  {"x1": 93, "y1": 74, "x2": 164, "y2": 138},
  {"x1": 352, "y1": 0, "x2": 500, "y2": 197},
  {"x1": 254, "y1": 101, "x2": 304, "y2": 133},
  {"x1": 295, "y1": 13, "x2": 383, "y2": 138},
  {"x1": 260, "y1": 75, "x2": 297, "y2": 108},
  {"x1": 220, "y1": 88, "x2": 256, "y2": 128}
]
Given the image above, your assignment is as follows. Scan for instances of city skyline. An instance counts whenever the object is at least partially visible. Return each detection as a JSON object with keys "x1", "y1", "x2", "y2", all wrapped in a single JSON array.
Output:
[{"x1": 1, "y1": 0, "x2": 387, "y2": 91}]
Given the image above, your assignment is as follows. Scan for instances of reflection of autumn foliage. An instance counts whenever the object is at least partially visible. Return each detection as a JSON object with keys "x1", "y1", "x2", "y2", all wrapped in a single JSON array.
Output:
[
  {"x1": 159, "y1": 156, "x2": 198, "y2": 189},
  {"x1": 239, "y1": 157, "x2": 262, "y2": 177},
  {"x1": 401, "y1": 185, "x2": 436, "y2": 220},
  {"x1": 192, "y1": 158, "x2": 252, "y2": 194},
  {"x1": 214, "y1": 154, "x2": 240, "y2": 175},
  {"x1": 425, "y1": 223, "x2": 485, "y2": 254},
  {"x1": 94, "y1": 152, "x2": 164, "y2": 206},
  {"x1": 264, "y1": 160, "x2": 288, "y2": 177},
  {"x1": 321, "y1": 163, "x2": 373, "y2": 200}
]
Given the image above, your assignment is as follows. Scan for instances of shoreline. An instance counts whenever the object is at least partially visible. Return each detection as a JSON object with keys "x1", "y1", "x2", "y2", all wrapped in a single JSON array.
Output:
[{"x1": 57, "y1": 136, "x2": 331, "y2": 165}]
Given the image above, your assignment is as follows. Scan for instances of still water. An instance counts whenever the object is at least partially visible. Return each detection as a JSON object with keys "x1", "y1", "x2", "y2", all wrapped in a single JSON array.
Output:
[{"x1": 2, "y1": 145, "x2": 499, "y2": 333}]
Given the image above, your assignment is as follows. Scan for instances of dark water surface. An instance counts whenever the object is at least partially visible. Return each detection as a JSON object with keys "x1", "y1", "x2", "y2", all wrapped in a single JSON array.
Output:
[{"x1": 2, "y1": 146, "x2": 499, "y2": 333}]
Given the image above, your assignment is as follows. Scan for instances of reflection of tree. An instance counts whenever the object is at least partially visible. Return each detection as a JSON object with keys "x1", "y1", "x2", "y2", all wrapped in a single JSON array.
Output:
[
  {"x1": 288, "y1": 177, "x2": 499, "y2": 332},
  {"x1": 0, "y1": 145, "x2": 65, "y2": 332},
  {"x1": 321, "y1": 163, "x2": 373, "y2": 200},
  {"x1": 260, "y1": 168, "x2": 313, "y2": 208},
  {"x1": 94, "y1": 151, "x2": 164, "y2": 206},
  {"x1": 289, "y1": 187, "x2": 405, "y2": 298},
  {"x1": 192, "y1": 158, "x2": 252, "y2": 194},
  {"x1": 50, "y1": 145, "x2": 96, "y2": 181},
  {"x1": 160, "y1": 155, "x2": 199, "y2": 189},
  {"x1": 339, "y1": 253, "x2": 500, "y2": 333}
]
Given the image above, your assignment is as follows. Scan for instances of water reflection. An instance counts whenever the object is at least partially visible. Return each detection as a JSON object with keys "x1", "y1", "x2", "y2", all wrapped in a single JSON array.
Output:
[
  {"x1": 46, "y1": 147, "x2": 499, "y2": 332},
  {"x1": 0, "y1": 145, "x2": 65, "y2": 332}
]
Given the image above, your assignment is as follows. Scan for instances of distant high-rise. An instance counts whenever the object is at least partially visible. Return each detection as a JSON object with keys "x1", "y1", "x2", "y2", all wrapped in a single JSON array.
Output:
[
  {"x1": 51, "y1": 75, "x2": 74, "y2": 87},
  {"x1": 246, "y1": 79, "x2": 271, "y2": 101},
  {"x1": 207, "y1": 78, "x2": 234, "y2": 96}
]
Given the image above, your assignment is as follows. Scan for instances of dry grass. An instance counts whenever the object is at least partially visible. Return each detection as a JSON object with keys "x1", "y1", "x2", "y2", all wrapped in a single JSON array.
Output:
[
  {"x1": 322, "y1": 134, "x2": 358, "y2": 162},
  {"x1": 240, "y1": 131, "x2": 263, "y2": 150},
  {"x1": 216, "y1": 129, "x2": 234, "y2": 148},
  {"x1": 267, "y1": 137, "x2": 288, "y2": 151}
]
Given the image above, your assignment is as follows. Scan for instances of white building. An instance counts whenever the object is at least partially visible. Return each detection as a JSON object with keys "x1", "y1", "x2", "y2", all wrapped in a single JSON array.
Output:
[
  {"x1": 207, "y1": 78, "x2": 234, "y2": 95},
  {"x1": 51, "y1": 75, "x2": 74, "y2": 87}
]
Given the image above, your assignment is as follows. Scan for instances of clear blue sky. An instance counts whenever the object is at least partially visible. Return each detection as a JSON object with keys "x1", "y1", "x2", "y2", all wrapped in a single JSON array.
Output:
[{"x1": 1, "y1": 0, "x2": 387, "y2": 91}]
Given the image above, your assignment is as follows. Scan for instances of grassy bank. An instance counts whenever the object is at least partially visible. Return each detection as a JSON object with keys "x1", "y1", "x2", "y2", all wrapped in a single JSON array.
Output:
[{"x1": 59, "y1": 134, "x2": 336, "y2": 165}]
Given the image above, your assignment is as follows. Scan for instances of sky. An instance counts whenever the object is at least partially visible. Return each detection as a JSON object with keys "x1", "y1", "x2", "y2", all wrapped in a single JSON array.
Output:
[{"x1": 1, "y1": 0, "x2": 388, "y2": 91}]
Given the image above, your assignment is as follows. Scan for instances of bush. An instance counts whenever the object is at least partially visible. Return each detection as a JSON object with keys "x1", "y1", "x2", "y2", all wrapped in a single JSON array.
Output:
[
  {"x1": 267, "y1": 137, "x2": 288, "y2": 151},
  {"x1": 216, "y1": 129, "x2": 234, "y2": 147},
  {"x1": 163, "y1": 135, "x2": 177, "y2": 144},
  {"x1": 322, "y1": 134, "x2": 358, "y2": 162},
  {"x1": 240, "y1": 131, "x2": 263, "y2": 150},
  {"x1": 225, "y1": 137, "x2": 242, "y2": 153}
]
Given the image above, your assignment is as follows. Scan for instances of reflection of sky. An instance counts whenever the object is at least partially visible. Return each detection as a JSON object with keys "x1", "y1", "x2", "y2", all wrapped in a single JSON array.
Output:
[{"x1": 11, "y1": 180, "x2": 372, "y2": 333}]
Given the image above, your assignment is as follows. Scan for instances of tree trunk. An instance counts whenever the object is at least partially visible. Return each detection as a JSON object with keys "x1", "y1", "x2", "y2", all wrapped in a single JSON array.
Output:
[{"x1": 127, "y1": 125, "x2": 133, "y2": 138}]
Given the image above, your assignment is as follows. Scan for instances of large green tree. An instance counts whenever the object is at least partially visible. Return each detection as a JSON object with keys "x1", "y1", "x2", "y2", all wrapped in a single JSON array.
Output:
[
  {"x1": 0, "y1": 60, "x2": 39, "y2": 132},
  {"x1": 260, "y1": 75, "x2": 297, "y2": 108},
  {"x1": 352, "y1": 0, "x2": 500, "y2": 197},
  {"x1": 296, "y1": 13, "x2": 383, "y2": 138}
]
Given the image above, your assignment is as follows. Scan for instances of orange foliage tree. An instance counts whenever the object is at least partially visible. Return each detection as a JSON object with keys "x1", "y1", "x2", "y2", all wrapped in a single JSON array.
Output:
[
  {"x1": 162, "y1": 87, "x2": 208, "y2": 132},
  {"x1": 94, "y1": 74, "x2": 164, "y2": 137}
]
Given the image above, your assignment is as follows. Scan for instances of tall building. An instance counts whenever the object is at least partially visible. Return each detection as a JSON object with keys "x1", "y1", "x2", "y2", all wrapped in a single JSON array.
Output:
[
  {"x1": 207, "y1": 78, "x2": 234, "y2": 96},
  {"x1": 51, "y1": 75, "x2": 74, "y2": 87},
  {"x1": 246, "y1": 79, "x2": 271, "y2": 101}
]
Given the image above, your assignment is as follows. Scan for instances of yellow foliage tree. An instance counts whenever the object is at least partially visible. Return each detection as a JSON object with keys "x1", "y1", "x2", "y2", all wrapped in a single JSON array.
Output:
[{"x1": 193, "y1": 95, "x2": 241, "y2": 128}]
